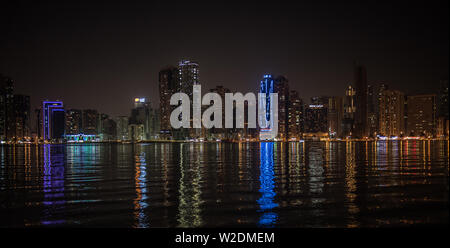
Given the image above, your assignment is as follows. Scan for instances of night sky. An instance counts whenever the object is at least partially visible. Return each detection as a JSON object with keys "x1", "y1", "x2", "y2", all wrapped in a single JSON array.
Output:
[{"x1": 1, "y1": 0, "x2": 448, "y2": 118}]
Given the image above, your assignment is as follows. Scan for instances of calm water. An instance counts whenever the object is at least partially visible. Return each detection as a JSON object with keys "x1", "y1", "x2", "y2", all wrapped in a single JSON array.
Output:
[{"x1": 0, "y1": 141, "x2": 448, "y2": 227}]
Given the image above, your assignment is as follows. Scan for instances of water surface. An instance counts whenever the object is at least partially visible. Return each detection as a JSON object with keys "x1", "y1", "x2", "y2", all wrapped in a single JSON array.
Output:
[{"x1": 0, "y1": 141, "x2": 448, "y2": 227}]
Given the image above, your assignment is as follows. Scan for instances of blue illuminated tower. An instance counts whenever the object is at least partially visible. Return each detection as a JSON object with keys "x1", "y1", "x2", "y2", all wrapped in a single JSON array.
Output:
[
  {"x1": 42, "y1": 101, "x2": 65, "y2": 140},
  {"x1": 259, "y1": 74, "x2": 275, "y2": 140}
]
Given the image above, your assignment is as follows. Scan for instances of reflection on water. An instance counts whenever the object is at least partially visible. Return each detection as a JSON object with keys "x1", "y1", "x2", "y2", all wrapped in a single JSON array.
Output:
[
  {"x1": 134, "y1": 148, "x2": 148, "y2": 228},
  {"x1": 42, "y1": 145, "x2": 66, "y2": 225},
  {"x1": 0, "y1": 140, "x2": 448, "y2": 227},
  {"x1": 177, "y1": 143, "x2": 203, "y2": 227},
  {"x1": 258, "y1": 142, "x2": 278, "y2": 227}
]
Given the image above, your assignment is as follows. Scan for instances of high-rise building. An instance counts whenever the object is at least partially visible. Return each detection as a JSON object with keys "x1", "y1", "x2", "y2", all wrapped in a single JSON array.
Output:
[
  {"x1": 367, "y1": 84, "x2": 378, "y2": 137},
  {"x1": 82, "y1": 109, "x2": 99, "y2": 135},
  {"x1": 41, "y1": 101, "x2": 65, "y2": 140},
  {"x1": 150, "y1": 108, "x2": 160, "y2": 140},
  {"x1": 99, "y1": 114, "x2": 117, "y2": 141},
  {"x1": 379, "y1": 89, "x2": 405, "y2": 137},
  {"x1": 179, "y1": 60, "x2": 200, "y2": 139},
  {"x1": 288, "y1": 90, "x2": 304, "y2": 140},
  {"x1": 437, "y1": 79, "x2": 449, "y2": 119},
  {"x1": 304, "y1": 104, "x2": 328, "y2": 134},
  {"x1": 259, "y1": 74, "x2": 275, "y2": 140},
  {"x1": 130, "y1": 97, "x2": 154, "y2": 140},
  {"x1": 274, "y1": 76, "x2": 289, "y2": 140},
  {"x1": 327, "y1": 96, "x2": 343, "y2": 138},
  {"x1": 159, "y1": 66, "x2": 180, "y2": 138},
  {"x1": 209, "y1": 86, "x2": 232, "y2": 140},
  {"x1": 65, "y1": 109, "x2": 83, "y2": 135},
  {"x1": 13, "y1": 95, "x2": 31, "y2": 140},
  {"x1": 342, "y1": 85, "x2": 356, "y2": 137},
  {"x1": 437, "y1": 80, "x2": 449, "y2": 138},
  {"x1": 115, "y1": 116, "x2": 129, "y2": 141},
  {"x1": 179, "y1": 59, "x2": 200, "y2": 95},
  {"x1": 0, "y1": 74, "x2": 14, "y2": 141},
  {"x1": 128, "y1": 124, "x2": 144, "y2": 142},
  {"x1": 406, "y1": 94, "x2": 436, "y2": 137},
  {"x1": 353, "y1": 63, "x2": 368, "y2": 137}
]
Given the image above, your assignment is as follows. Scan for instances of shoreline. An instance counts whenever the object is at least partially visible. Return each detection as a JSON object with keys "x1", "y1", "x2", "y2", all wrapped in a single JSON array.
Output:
[{"x1": 2, "y1": 138, "x2": 449, "y2": 145}]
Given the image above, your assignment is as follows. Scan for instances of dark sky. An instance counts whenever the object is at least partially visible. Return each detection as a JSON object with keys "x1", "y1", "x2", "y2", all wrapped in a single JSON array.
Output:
[{"x1": 1, "y1": 0, "x2": 448, "y2": 118}]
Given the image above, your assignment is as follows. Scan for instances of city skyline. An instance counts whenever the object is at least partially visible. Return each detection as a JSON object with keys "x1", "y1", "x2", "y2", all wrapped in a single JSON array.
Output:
[
  {"x1": 1, "y1": 61, "x2": 448, "y2": 120},
  {"x1": 2, "y1": 61, "x2": 448, "y2": 142},
  {"x1": 0, "y1": 1, "x2": 448, "y2": 233},
  {"x1": 1, "y1": 1, "x2": 448, "y2": 117}
]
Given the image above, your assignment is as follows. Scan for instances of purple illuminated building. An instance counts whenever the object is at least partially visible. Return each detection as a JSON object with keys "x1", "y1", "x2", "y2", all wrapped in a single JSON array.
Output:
[{"x1": 42, "y1": 101, "x2": 65, "y2": 140}]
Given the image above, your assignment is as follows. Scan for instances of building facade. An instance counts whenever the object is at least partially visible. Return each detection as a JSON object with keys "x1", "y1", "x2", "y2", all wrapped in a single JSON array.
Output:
[
  {"x1": 288, "y1": 90, "x2": 304, "y2": 140},
  {"x1": 0, "y1": 75, "x2": 14, "y2": 141},
  {"x1": 406, "y1": 94, "x2": 436, "y2": 137},
  {"x1": 82, "y1": 109, "x2": 99, "y2": 135},
  {"x1": 65, "y1": 109, "x2": 83, "y2": 135},
  {"x1": 274, "y1": 76, "x2": 289, "y2": 140},
  {"x1": 115, "y1": 116, "x2": 129, "y2": 141},
  {"x1": 12, "y1": 94, "x2": 30, "y2": 140},
  {"x1": 159, "y1": 66, "x2": 180, "y2": 138},
  {"x1": 41, "y1": 101, "x2": 65, "y2": 140},
  {"x1": 379, "y1": 89, "x2": 405, "y2": 137},
  {"x1": 259, "y1": 74, "x2": 275, "y2": 140},
  {"x1": 327, "y1": 96, "x2": 343, "y2": 138},
  {"x1": 353, "y1": 64, "x2": 368, "y2": 138}
]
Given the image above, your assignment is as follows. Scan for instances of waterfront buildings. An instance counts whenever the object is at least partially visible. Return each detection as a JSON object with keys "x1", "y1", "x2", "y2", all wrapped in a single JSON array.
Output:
[
  {"x1": 159, "y1": 66, "x2": 180, "y2": 139},
  {"x1": 287, "y1": 90, "x2": 304, "y2": 140},
  {"x1": 41, "y1": 101, "x2": 65, "y2": 140},
  {"x1": 367, "y1": 84, "x2": 378, "y2": 137},
  {"x1": 259, "y1": 74, "x2": 275, "y2": 140},
  {"x1": 327, "y1": 96, "x2": 343, "y2": 138},
  {"x1": 406, "y1": 94, "x2": 436, "y2": 137},
  {"x1": 12, "y1": 94, "x2": 30, "y2": 140},
  {"x1": 130, "y1": 97, "x2": 159, "y2": 140},
  {"x1": 82, "y1": 109, "x2": 99, "y2": 135},
  {"x1": 378, "y1": 88, "x2": 405, "y2": 137},
  {"x1": 353, "y1": 63, "x2": 368, "y2": 138},
  {"x1": 274, "y1": 76, "x2": 289, "y2": 140},
  {"x1": 304, "y1": 103, "x2": 328, "y2": 135},
  {"x1": 115, "y1": 116, "x2": 129, "y2": 141},
  {"x1": 0, "y1": 74, "x2": 15, "y2": 141},
  {"x1": 342, "y1": 85, "x2": 356, "y2": 137},
  {"x1": 65, "y1": 109, "x2": 83, "y2": 135}
]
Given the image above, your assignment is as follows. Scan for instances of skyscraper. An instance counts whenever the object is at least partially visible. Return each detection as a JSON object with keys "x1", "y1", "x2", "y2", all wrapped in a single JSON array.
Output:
[
  {"x1": 288, "y1": 90, "x2": 304, "y2": 140},
  {"x1": 82, "y1": 109, "x2": 99, "y2": 135},
  {"x1": 209, "y1": 85, "x2": 231, "y2": 140},
  {"x1": 327, "y1": 96, "x2": 343, "y2": 138},
  {"x1": 367, "y1": 84, "x2": 378, "y2": 137},
  {"x1": 130, "y1": 97, "x2": 156, "y2": 140},
  {"x1": 274, "y1": 76, "x2": 289, "y2": 140},
  {"x1": 13, "y1": 94, "x2": 31, "y2": 140},
  {"x1": 353, "y1": 63, "x2": 368, "y2": 137},
  {"x1": 178, "y1": 59, "x2": 200, "y2": 95},
  {"x1": 99, "y1": 114, "x2": 117, "y2": 141},
  {"x1": 304, "y1": 104, "x2": 328, "y2": 134},
  {"x1": 179, "y1": 59, "x2": 200, "y2": 139},
  {"x1": 406, "y1": 94, "x2": 436, "y2": 137},
  {"x1": 65, "y1": 109, "x2": 83, "y2": 135},
  {"x1": 437, "y1": 79, "x2": 449, "y2": 119},
  {"x1": 379, "y1": 89, "x2": 405, "y2": 137},
  {"x1": 41, "y1": 101, "x2": 65, "y2": 140},
  {"x1": 159, "y1": 66, "x2": 180, "y2": 138},
  {"x1": 259, "y1": 74, "x2": 275, "y2": 140},
  {"x1": 0, "y1": 74, "x2": 14, "y2": 141},
  {"x1": 437, "y1": 80, "x2": 449, "y2": 137},
  {"x1": 115, "y1": 116, "x2": 129, "y2": 141},
  {"x1": 342, "y1": 85, "x2": 356, "y2": 137}
]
